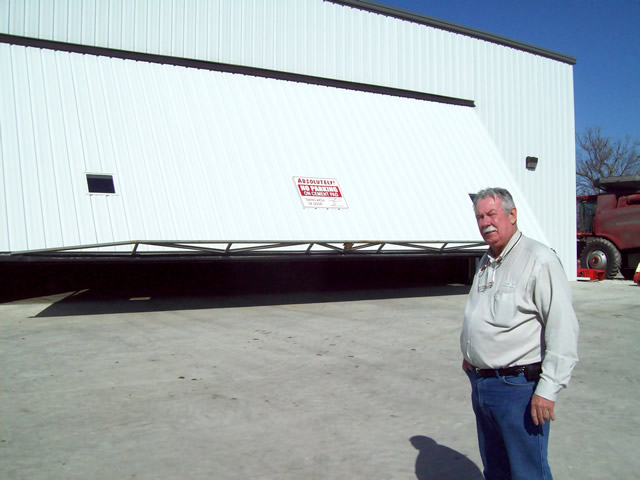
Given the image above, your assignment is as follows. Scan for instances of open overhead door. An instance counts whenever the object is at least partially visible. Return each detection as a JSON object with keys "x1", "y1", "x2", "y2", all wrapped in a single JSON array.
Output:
[{"x1": 1, "y1": 44, "x2": 545, "y2": 257}]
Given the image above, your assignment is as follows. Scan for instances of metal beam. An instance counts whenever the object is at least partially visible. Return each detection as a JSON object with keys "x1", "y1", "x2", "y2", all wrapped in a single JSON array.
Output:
[{"x1": 2, "y1": 240, "x2": 487, "y2": 259}]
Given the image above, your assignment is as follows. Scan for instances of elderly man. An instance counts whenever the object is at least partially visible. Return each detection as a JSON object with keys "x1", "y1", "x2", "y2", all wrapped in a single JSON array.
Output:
[{"x1": 461, "y1": 187, "x2": 579, "y2": 480}]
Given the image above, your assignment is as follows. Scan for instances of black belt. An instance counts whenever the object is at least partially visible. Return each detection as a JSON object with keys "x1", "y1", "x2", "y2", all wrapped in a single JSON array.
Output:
[{"x1": 475, "y1": 363, "x2": 541, "y2": 379}]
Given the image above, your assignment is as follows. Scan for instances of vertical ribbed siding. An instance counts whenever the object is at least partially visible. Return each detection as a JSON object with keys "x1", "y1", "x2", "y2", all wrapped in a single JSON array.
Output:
[
  {"x1": 3, "y1": 44, "x2": 551, "y2": 254},
  {"x1": 0, "y1": 0, "x2": 476, "y2": 100},
  {"x1": 472, "y1": 39, "x2": 576, "y2": 271}
]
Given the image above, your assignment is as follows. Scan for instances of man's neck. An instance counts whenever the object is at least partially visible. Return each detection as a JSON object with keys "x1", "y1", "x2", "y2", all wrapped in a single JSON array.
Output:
[{"x1": 489, "y1": 230, "x2": 520, "y2": 259}]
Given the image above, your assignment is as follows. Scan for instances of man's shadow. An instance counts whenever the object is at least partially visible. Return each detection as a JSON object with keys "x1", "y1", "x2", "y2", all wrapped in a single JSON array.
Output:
[{"x1": 410, "y1": 435, "x2": 483, "y2": 480}]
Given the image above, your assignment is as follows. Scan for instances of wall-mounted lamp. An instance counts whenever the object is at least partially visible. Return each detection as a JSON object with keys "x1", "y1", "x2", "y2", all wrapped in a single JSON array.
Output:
[{"x1": 525, "y1": 156, "x2": 538, "y2": 171}]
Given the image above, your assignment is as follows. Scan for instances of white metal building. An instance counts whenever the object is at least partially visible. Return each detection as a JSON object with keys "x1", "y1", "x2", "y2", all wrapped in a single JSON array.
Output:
[{"x1": 0, "y1": 0, "x2": 577, "y2": 278}]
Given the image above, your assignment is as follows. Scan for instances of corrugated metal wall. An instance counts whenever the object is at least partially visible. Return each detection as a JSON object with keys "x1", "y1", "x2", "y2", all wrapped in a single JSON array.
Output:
[
  {"x1": 472, "y1": 44, "x2": 577, "y2": 274},
  {"x1": 2, "y1": 43, "x2": 545, "y2": 253},
  {"x1": 0, "y1": 0, "x2": 576, "y2": 275},
  {"x1": 1, "y1": 0, "x2": 477, "y2": 100}
]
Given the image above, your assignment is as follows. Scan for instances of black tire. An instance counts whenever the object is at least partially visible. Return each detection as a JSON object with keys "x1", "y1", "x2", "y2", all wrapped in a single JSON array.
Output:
[{"x1": 580, "y1": 238, "x2": 622, "y2": 279}]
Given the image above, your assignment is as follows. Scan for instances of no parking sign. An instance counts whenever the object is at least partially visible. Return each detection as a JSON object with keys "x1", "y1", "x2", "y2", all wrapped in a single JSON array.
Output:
[{"x1": 293, "y1": 177, "x2": 348, "y2": 209}]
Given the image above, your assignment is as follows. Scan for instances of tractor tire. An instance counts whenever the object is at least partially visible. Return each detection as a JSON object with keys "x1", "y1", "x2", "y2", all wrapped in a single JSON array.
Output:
[{"x1": 579, "y1": 238, "x2": 622, "y2": 279}]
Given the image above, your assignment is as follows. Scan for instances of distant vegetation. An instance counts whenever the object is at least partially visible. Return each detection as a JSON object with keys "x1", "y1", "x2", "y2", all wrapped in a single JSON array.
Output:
[{"x1": 576, "y1": 126, "x2": 640, "y2": 194}]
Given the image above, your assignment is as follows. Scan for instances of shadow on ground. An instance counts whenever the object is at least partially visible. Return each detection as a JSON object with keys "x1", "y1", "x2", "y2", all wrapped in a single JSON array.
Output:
[
  {"x1": 1, "y1": 256, "x2": 473, "y2": 316},
  {"x1": 410, "y1": 435, "x2": 483, "y2": 480}
]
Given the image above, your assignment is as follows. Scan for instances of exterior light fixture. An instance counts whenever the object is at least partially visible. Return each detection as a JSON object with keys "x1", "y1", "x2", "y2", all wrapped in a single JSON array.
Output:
[{"x1": 525, "y1": 156, "x2": 538, "y2": 171}]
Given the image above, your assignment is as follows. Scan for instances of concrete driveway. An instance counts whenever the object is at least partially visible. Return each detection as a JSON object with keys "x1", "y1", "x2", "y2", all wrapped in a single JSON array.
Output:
[{"x1": 1, "y1": 278, "x2": 638, "y2": 479}]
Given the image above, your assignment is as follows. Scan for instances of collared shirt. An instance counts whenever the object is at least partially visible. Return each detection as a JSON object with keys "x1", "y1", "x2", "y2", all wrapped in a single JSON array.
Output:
[{"x1": 460, "y1": 231, "x2": 579, "y2": 401}]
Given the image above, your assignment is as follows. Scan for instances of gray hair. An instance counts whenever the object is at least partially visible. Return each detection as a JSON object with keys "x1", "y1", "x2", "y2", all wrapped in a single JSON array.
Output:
[{"x1": 473, "y1": 187, "x2": 516, "y2": 215}]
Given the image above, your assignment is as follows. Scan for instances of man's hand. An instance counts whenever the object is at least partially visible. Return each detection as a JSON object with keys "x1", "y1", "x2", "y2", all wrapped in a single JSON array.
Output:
[
  {"x1": 531, "y1": 394, "x2": 555, "y2": 426},
  {"x1": 462, "y1": 359, "x2": 473, "y2": 371}
]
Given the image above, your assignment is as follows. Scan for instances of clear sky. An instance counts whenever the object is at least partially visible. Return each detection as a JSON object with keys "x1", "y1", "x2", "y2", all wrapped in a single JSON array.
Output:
[{"x1": 378, "y1": 0, "x2": 640, "y2": 142}]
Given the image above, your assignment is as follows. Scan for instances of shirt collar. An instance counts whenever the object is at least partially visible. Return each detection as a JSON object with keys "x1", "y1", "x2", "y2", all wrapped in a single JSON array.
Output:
[{"x1": 488, "y1": 230, "x2": 522, "y2": 263}]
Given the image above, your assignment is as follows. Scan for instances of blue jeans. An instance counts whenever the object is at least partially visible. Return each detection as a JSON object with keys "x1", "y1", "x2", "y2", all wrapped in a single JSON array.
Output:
[{"x1": 466, "y1": 369, "x2": 552, "y2": 480}]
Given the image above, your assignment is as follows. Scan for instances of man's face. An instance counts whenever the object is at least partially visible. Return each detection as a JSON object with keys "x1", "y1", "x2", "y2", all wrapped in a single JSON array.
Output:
[{"x1": 475, "y1": 196, "x2": 517, "y2": 256}]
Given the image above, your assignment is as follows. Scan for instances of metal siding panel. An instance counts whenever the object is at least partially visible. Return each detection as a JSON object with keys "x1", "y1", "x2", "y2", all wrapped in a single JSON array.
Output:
[
  {"x1": 205, "y1": 0, "x2": 221, "y2": 62},
  {"x1": 216, "y1": 0, "x2": 236, "y2": 65},
  {"x1": 26, "y1": 48, "x2": 65, "y2": 248},
  {"x1": 132, "y1": 0, "x2": 147, "y2": 53},
  {"x1": 0, "y1": 145, "x2": 8, "y2": 250},
  {"x1": 1, "y1": 43, "x2": 28, "y2": 251},
  {"x1": 0, "y1": 0, "x2": 9, "y2": 33},
  {"x1": 186, "y1": 70, "x2": 229, "y2": 239},
  {"x1": 1, "y1": 0, "x2": 475, "y2": 101},
  {"x1": 6, "y1": 0, "x2": 24, "y2": 35},
  {"x1": 4, "y1": 46, "x2": 545, "y2": 253},
  {"x1": 66, "y1": 0, "x2": 83, "y2": 45},
  {"x1": 23, "y1": 0, "x2": 40, "y2": 37},
  {"x1": 80, "y1": 0, "x2": 96, "y2": 45},
  {"x1": 181, "y1": 0, "x2": 197, "y2": 59},
  {"x1": 60, "y1": 53, "x2": 100, "y2": 246},
  {"x1": 472, "y1": 40, "x2": 576, "y2": 276},
  {"x1": 0, "y1": 108, "x2": 8, "y2": 249},
  {"x1": 38, "y1": 3, "x2": 55, "y2": 38},
  {"x1": 88, "y1": 56, "x2": 132, "y2": 245},
  {"x1": 52, "y1": 0, "x2": 69, "y2": 42},
  {"x1": 93, "y1": 0, "x2": 109, "y2": 46},
  {"x1": 120, "y1": 0, "x2": 136, "y2": 52},
  {"x1": 161, "y1": 64, "x2": 214, "y2": 239},
  {"x1": 192, "y1": 0, "x2": 209, "y2": 59},
  {"x1": 107, "y1": 0, "x2": 123, "y2": 49},
  {"x1": 124, "y1": 61, "x2": 175, "y2": 240},
  {"x1": 72, "y1": 56, "x2": 100, "y2": 174},
  {"x1": 136, "y1": 63, "x2": 180, "y2": 239},
  {"x1": 101, "y1": 57, "x2": 149, "y2": 242},
  {"x1": 145, "y1": 0, "x2": 160, "y2": 54},
  {"x1": 157, "y1": 0, "x2": 175, "y2": 54},
  {"x1": 197, "y1": 70, "x2": 244, "y2": 238},
  {"x1": 46, "y1": 51, "x2": 82, "y2": 247},
  {"x1": 10, "y1": 46, "x2": 47, "y2": 250}
]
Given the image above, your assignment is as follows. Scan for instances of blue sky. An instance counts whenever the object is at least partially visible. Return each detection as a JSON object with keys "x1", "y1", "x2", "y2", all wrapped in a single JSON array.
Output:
[{"x1": 378, "y1": 0, "x2": 640, "y2": 142}]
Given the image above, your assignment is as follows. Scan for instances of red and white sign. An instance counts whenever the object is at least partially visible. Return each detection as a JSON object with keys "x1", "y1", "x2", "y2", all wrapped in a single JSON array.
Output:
[{"x1": 293, "y1": 176, "x2": 348, "y2": 209}]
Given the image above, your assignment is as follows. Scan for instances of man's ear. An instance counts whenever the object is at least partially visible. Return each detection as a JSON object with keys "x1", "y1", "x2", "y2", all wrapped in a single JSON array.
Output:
[{"x1": 509, "y1": 207, "x2": 517, "y2": 225}]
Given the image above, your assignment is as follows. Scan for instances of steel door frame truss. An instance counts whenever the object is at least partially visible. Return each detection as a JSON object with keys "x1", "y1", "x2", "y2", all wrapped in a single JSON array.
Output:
[{"x1": 3, "y1": 240, "x2": 487, "y2": 259}]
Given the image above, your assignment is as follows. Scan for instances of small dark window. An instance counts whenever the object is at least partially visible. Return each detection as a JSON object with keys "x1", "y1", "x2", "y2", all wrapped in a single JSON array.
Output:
[{"x1": 87, "y1": 174, "x2": 116, "y2": 194}]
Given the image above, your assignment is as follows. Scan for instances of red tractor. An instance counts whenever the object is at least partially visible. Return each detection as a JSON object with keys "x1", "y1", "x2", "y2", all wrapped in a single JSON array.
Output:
[{"x1": 577, "y1": 175, "x2": 640, "y2": 280}]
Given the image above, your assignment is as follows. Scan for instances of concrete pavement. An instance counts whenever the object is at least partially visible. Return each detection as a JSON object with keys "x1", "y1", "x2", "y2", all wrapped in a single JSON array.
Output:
[{"x1": 1, "y1": 278, "x2": 638, "y2": 479}]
